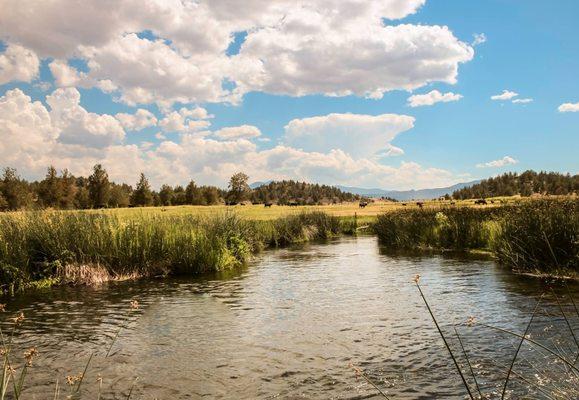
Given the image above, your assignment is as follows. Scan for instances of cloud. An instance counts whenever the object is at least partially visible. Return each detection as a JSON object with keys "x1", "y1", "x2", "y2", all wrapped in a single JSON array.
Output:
[
  {"x1": 381, "y1": 144, "x2": 404, "y2": 157},
  {"x1": 46, "y1": 87, "x2": 126, "y2": 148},
  {"x1": 214, "y1": 125, "x2": 262, "y2": 140},
  {"x1": 0, "y1": 43, "x2": 40, "y2": 85},
  {"x1": 0, "y1": 0, "x2": 473, "y2": 106},
  {"x1": 284, "y1": 113, "x2": 414, "y2": 159},
  {"x1": 471, "y1": 33, "x2": 487, "y2": 46},
  {"x1": 558, "y1": 102, "x2": 579, "y2": 113},
  {"x1": 407, "y1": 90, "x2": 463, "y2": 107},
  {"x1": 115, "y1": 109, "x2": 158, "y2": 131},
  {"x1": 491, "y1": 90, "x2": 518, "y2": 101},
  {"x1": 159, "y1": 106, "x2": 212, "y2": 133},
  {"x1": 234, "y1": 23, "x2": 473, "y2": 100},
  {"x1": 476, "y1": 156, "x2": 518, "y2": 168},
  {"x1": 0, "y1": 88, "x2": 464, "y2": 191},
  {"x1": 512, "y1": 98, "x2": 533, "y2": 104}
]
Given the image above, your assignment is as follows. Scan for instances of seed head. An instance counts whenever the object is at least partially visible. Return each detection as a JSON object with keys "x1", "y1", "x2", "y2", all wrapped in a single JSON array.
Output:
[
  {"x1": 130, "y1": 300, "x2": 139, "y2": 310},
  {"x1": 24, "y1": 347, "x2": 38, "y2": 366},
  {"x1": 412, "y1": 274, "x2": 421, "y2": 284},
  {"x1": 11, "y1": 312, "x2": 25, "y2": 326},
  {"x1": 466, "y1": 316, "x2": 476, "y2": 327}
]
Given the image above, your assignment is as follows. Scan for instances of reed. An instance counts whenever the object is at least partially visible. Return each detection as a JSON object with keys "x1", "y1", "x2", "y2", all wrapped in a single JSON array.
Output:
[
  {"x1": 0, "y1": 210, "x2": 346, "y2": 293},
  {"x1": 373, "y1": 199, "x2": 578, "y2": 275}
]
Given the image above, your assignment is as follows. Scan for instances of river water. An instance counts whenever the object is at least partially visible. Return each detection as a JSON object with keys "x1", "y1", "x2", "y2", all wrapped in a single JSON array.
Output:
[{"x1": 3, "y1": 236, "x2": 578, "y2": 399}]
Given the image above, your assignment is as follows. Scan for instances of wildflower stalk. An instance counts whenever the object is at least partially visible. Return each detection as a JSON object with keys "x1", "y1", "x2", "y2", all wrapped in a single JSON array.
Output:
[
  {"x1": 413, "y1": 275, "x2": 474, "y2": 400},
  {"x1": 453, "y1": 326, "x2": 483, "y2": 399},
  {"x1": 349, "y1": 364, "x2": 391, "y2": 399},
  {"x1": 501, "y1": 294, "x2": 543, "y2": 399},
  {"x1": 471, "y1": 320, "x2": 579, "y2": 373}
]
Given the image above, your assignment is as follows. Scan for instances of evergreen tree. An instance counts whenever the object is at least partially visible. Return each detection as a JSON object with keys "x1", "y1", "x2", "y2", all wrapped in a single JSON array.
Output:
[
  {"x1": 159, "y1": 184, "x2": 174, "y2": 206},
  {"x1": 0, "y1": 168, "x2": 32, "y2": 210},
  {"x1": 131, "y1": 173, "x2": 153, "y2": 206},
  {"x1": 88, "y1": 164, "x2": 110, "y2": 208},
  {"x1": 38, "y1": 166, "x2": 62, "y2": 208}
]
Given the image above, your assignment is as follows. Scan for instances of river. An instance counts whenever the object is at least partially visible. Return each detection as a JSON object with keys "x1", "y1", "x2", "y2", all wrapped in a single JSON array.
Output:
[{"x1": 3, "y1": 236, "x2": 578, "y2": 399}]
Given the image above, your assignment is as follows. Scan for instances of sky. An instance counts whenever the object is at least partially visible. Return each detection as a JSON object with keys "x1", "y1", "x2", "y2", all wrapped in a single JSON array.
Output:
[{"x1": 0, "y1": 0, "x2": 578, "y2": 190}]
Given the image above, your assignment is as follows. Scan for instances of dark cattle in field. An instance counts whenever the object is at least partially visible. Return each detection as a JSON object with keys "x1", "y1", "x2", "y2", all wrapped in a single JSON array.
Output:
[
  {"x1": 416, "y1": 202, "x2": 424, "y2": 208},
  {"x1": 288, "y1": 201, "x2": 298, "y2": 207},
  {"x1": 264, "y1": 202, "x2": 273, "y2": 208},
  {"x1": 226, "y1": 201, "x2": 238, "y2": 206},
  {"x1": 359, "y1": 201, "x2": 368, "y2": 208},
  {"x1": 474, "y1": 199, "x2": 487, "y2": 205},
  {"x1": 450, "y1": 201, "x2": 456, "y2": 205},
  {"x1": 402, "y1": 203, "x2": 407, "y2": 206}
]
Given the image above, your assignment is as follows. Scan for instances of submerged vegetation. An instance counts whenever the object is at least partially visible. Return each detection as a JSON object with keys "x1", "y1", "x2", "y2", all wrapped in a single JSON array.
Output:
[
  {"x1": 0, "y1": 211, "x2": 346, "y2": 293},
  {"x1": 373, "y1": 198, "x2": 578, "y2": 275}
]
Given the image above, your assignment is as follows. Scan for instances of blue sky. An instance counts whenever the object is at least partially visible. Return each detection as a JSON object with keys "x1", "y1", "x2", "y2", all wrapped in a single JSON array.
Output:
[{"x1": 0, "y1": 0, "x2": 577, "y2": 189}]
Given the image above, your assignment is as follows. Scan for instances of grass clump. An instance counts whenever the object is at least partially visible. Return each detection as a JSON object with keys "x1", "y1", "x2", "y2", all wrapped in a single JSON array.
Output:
[
  {"x1": 0, "y1": 210, "x2": 346, "y2": 293},
  {"x1": 373, "y1": 206, "x2": 500, "y2": 251},
  {"x1": 373, "y1": 199, "x2": 578, "y2": 274},
  {"x1": 492, "y1": 199, "x2": 578, "y2": 274}
]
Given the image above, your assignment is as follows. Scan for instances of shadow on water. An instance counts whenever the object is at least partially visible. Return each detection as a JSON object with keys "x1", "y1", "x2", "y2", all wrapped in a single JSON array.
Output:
[{"x1": 1, "y1": 236, "x2": 577, "y2": 399}]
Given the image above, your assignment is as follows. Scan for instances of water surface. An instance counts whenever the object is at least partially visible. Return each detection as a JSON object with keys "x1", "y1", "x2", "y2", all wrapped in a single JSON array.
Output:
[{"x1": 4, "y1": 236, "x2": 578, "y2": 399}]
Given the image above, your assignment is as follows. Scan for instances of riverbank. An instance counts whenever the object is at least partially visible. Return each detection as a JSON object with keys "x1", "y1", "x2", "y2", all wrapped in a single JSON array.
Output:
[
  {"x1": 372, "y1": 198, "x2": 578, "y2": 277},
  {"x1": 0, "y1": 211, "x2": 354, "y2": 294}
]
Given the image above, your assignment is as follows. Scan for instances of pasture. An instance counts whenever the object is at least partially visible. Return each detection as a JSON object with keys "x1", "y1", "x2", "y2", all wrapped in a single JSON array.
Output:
[{"x1": 82, "y1": 196, "x2": 523, "y2": 221}]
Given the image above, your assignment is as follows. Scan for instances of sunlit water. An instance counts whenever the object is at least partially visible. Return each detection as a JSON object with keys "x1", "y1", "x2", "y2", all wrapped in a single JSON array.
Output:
[{"x1": 3, "y1": 236, "x2": 578, "y2": 399}]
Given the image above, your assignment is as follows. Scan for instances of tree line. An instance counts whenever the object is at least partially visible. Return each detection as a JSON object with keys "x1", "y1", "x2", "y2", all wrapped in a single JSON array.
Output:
[
  {"x1": 452, "y1": 170, "x2": 579, "y2": 199},
  {"x1": 0, "y1": 166, "x2": 359, "y2": 211}
]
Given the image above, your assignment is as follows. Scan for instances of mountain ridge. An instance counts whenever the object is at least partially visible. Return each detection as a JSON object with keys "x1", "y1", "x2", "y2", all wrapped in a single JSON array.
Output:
[{"x1": 249, "y1": 180, "x2": 481, "y2": 201}]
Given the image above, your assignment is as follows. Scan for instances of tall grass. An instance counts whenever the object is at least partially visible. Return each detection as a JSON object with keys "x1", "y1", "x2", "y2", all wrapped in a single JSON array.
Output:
[
  {"x1": 492, "y1": 199, "x2": 578, "y2": 274},
  {"x1": 0, "y1": 210, "x2": 345, "y2": 293},
  {"x1": 373, "y1": 199, "x2": 578, "y2": 274}
]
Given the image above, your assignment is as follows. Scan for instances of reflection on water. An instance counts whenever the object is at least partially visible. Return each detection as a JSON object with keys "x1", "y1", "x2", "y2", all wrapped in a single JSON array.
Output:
[{"x1": 2, "y1": 236, "x2": 578, "y2": 399}]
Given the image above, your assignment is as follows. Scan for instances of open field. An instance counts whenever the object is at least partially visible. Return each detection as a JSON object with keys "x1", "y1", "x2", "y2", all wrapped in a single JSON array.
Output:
[{"x1": 80, "y1": 196, "x2": 527, "y2": 221}]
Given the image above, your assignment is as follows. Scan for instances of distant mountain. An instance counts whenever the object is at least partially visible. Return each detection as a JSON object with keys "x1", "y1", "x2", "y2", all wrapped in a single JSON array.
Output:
[
  {"x1": 337, "y1": 180, "x2": 481, "y2": 201},
  {"x1": 249, "y1": 180, "x2": 481, "y2": 201},
  {"x1": 249, "y1": 180, "x2": 272, "y2": 189}
]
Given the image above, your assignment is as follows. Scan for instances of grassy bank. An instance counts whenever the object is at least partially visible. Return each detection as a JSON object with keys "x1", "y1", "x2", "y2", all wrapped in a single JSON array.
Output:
[
  {"x1": 0, "y1": 211, "x2": 349, "y2": 293},
  {"x1": 373, "y1": 198, "x2": 578, "y2": 276}
]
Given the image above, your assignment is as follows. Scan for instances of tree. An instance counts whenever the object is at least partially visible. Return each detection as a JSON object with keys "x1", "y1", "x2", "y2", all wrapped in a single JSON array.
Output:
[
  {"x1": 0, "y1": 168, "x2": 32, "y2": 210},
  {"x1": 159, "y1": 185, "x2": 174, "y2": 206},
  {"x1": 0, "y1": 193, "x2": 8, "y2": 211},
  {"x1": 38, "y1": 166, "x2": 62, "y2": 208},
  {"x1": 131, "y1": 173, "x2": 153, "y2": 206},
  {"x1": 185, "y1": 180, "x2": 204, "y2": 205},
  {"x1": 227, "y1": 172, "x2": 250, "y2": 203},
  {"x1": 59, "y1": 169, "x2": 77, "y2": 209},
  {"x1": 109, "y1": 183, "x2": 132, "y2": 208},
  {"x1": 88, "y1": 164, "x2": 110, "y2": 208}
]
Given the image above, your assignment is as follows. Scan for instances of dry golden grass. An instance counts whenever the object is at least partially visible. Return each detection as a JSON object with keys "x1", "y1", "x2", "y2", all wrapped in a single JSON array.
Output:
[{"x1": 80, "y1": 196, "x2": 525, "y2": 221}]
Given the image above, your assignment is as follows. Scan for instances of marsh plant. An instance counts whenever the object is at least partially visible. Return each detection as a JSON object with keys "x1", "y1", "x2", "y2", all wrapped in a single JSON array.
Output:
[
  {"x1": 0, "y1": 211, "x2": 345, "y2": 293},
  {"x1": 373, "y1": 199, "x2": 578, "y2": 275}
]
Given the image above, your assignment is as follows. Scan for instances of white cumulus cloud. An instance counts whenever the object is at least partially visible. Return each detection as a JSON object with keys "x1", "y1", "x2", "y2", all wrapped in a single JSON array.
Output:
[
  {"x1": 407, "y1": 90, "x2": 463, "y2": 107},
  {"x1": 284, "y1": 113, "x2": 414, "y2": 159},
  {"x1": 476, "y1": 156, "x2": 518, "y2": 168},
  {"x1": 214, "y1": 125, "x2": 262, "y2": 140},
  {"x1": 0, "y1": 0, "x2": 473, "y2": 106},
  {"x1": 115, "y1": 109, "x2": 158, "y2": 131},
  {"x1": 558, "y1": 102, "x2": 579, "y2": 113},
  {"x1": 0, "y1": 44, "x2": 40, "y2": 85},
  {"x1": 491, "y1": 90, "x2": 518, "y2": 101}
]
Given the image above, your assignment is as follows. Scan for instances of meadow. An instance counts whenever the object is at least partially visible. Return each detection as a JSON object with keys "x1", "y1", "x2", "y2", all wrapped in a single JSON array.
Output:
[{"x1": 0, "y1": 196, "x2": 576, "y2": 294}]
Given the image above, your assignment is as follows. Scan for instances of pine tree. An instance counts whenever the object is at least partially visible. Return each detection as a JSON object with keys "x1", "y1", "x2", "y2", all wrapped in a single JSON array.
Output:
[
  {"x1": 88, "y1": 164, "x2": 110, "y2": 208},
  {"x1": 131, "y1": 173, "x2": 153, "y2": 206}
]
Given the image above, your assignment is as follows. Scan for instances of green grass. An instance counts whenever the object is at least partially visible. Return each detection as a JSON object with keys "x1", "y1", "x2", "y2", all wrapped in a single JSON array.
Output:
[
  {"x1": 0, "y1": 210, "x2": 350, "y2": 293},
  {"x1": 373, "y1": 198, "x2": 578, "y2": 275}
]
